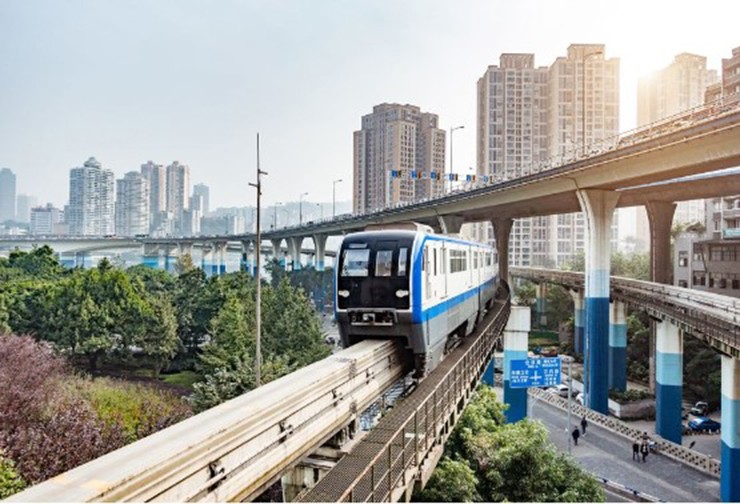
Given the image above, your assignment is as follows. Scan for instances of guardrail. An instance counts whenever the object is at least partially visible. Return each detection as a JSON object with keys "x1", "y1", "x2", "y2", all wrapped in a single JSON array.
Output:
[
  {"x1": 528, "y1": 387, "x2": 721, "y2": 478},
  {"x1": 596, "y1": 475, "x2": 664, "y2": 502},
  {"x1": 300, "y1": 283, "x2": 512, "y2": 502},
  {"x1": 512, "y1": 267, "x2": 740, "y2": 358},
  {"x1": 10, "y1": 340, "x2": 409, "y2": 502}
]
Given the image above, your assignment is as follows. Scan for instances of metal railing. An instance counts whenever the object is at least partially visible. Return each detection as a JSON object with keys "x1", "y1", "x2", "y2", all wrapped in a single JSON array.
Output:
[{"x1": 300, "y1": 283, "x2": 512, "y2": 502}]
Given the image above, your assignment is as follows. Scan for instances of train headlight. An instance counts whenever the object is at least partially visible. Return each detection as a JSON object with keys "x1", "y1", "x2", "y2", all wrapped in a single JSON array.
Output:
[
  {"x1": 395, "y1": 289, "x2": 409, "y2": 298},
  {"x1": 338, "y1": 290, "x2": 350, "y2": 298}
]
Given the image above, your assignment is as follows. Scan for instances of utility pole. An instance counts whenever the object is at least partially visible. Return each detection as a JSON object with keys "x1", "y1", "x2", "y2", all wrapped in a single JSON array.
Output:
[{"x1": 249, "y1": 133, "x2": 267, "y2": 387}]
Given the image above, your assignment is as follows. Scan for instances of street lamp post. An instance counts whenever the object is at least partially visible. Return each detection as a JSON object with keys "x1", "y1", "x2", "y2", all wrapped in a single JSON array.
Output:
[
  {"x1": 332, "y1": 178, "x2": 343, "y2": 219},
  {"x1": 316, "y1": 203, "x2": 324, "y2": 220},
  {"x1": 249, "y1": 133, "x2": 268, "y2": 388},
  {"x1": 449, "y1": 125, "x2": 464, "y2": 193},
  {"x1": 299, "y1": 192, "x2": 308, "y2": 225}
]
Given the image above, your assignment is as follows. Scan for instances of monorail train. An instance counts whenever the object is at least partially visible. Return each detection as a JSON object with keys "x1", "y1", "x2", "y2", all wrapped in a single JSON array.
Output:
[{"x1": 335, "y1": 223, "x2": 498, "y2": 377}]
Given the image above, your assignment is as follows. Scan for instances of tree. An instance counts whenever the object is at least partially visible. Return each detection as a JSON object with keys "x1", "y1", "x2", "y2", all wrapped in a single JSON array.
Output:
[
  {"x1": 417, "y1": 458, "x2": 479, "y2": 502},
  {"x1": 5, "y1": 246, "x2": 63, "y2": 278},
  {"x1": 415, "y1": 386, "x2": 604, "y2": 503},
  {"x1": 0, "y1": 452, "x2": 26, "y2": 498},
  {"x1": 174, "y1": 253, "x2": 196, "y2": 275},
  {"x1": 136, "y1": 295, "x2": 179, "y2": 376},
  {"x1": 512, "y1": 281, "x2": 535, "y2": 307}
]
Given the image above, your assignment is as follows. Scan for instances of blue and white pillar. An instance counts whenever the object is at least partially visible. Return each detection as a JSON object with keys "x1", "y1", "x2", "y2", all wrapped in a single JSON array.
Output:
[
  {"x1": 142, "y1": 245, "x2": 160, "y2": 269},
  {"x1": 201, "y1": 247, "x2": 211, "y2": 275},
  {"x1": 721, "y1": 355, "x2": 740, "y2": 502},
  {"x1": 535, "y1": 282, "x2": 548, "y2": 328},
  {"x1": 577, "y1": 189, "x2": 620, "y2": 414},
  {"x1": 217, "y1": 244, "x2": 226, "y2": 275},
  {"x1": 655, "y1": 320, "x2": 682, "y2": 444},
  {"x1": 289, "y1": 236, "x2": 303, "y2": 271},
  {"x1": 503, "y1": 306, "x2": 531, "y2": 423},
  {"x1": 609, "y1": 300, "x2": 627, "y2": 391},
  {"x1": 570, "y1": 290, "x2": 585, "y2": 354},
  {"x1": 313, "y1": 234, "x2": 327, "y2": 271}
]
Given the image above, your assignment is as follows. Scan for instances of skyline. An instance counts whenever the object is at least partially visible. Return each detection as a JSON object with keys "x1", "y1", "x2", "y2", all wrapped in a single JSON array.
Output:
[{"x1": 2, "y1": 0, "x2": 739, "y2": 210}]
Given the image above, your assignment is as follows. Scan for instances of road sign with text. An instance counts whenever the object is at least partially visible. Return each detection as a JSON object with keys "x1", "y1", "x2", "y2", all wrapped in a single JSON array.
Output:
[{"x1": 509, "y1": 358, "x2": 561, "y2": 388}]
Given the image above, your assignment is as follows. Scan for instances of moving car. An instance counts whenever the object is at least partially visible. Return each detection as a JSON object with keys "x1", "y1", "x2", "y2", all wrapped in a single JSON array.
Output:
[
  {"x1": 687, "y1": 416, "x2": 721, "y2": 433},
  {"x1": 547, "y1": 384, "x2": 570, "y2": 398}
]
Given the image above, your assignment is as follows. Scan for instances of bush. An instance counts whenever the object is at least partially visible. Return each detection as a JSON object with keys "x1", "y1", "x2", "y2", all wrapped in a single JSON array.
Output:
[
  {"x1": 72, "y1": 376, "x2": 192, "y2": 443},
  {"x1": 0, "y1": 452, "x2": 26, "y2": 498},
  {"x1": 609, "y1": 388, "x2": 654, "y2": 403}
]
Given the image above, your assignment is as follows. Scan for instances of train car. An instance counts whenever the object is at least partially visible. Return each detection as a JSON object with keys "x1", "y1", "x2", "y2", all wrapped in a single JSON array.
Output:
[{"x1": 335, "y1": 223, "x2": 497, "y2": 377}]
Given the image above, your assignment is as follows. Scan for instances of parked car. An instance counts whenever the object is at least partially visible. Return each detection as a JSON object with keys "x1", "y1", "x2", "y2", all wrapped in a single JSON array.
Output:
[
  {"x1": 690, "y1": 401, "x2": 709, "y2": 416},
  {"x1": 575, "y1": 392, "x2": 584, "y2": 405},
  {"x1": 548, "y1": 384, "x2": 570, "y2": 398},
  {"x1": 688, "y1": 416, "x2": 721, "y2": 433}
]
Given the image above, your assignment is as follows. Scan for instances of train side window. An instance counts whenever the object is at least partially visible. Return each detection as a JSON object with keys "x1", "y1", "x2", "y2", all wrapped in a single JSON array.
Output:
[
  {"x1": 375, "y1": 250, "x2": 393, "y2": 277},
  {"x1": 398, "y1": 247, "x2": 408, "y2": 276},
  {"x1": 433, "y1": 248, "x2": 437, "y2": 276}
]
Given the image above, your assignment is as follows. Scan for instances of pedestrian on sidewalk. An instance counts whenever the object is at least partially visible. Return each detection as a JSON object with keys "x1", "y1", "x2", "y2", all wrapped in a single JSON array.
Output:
[
  {"x1": 632, "y1": 439, "x2": 640, "y2": 461},
  {"x1": 640, "y1": 439, "x2": 649, "y2": 462},
  {"x1": 581, "y1": 415, "x2": 588, "y2": 435},
  {"x1": 572, "y1": 427, "x2": 580, "y2": 446}
]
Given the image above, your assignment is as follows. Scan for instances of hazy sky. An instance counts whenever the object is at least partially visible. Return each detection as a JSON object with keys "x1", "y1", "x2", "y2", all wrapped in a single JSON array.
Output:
[{"x1": 1, "y1": 0, "x2": 739, "y2": 209}]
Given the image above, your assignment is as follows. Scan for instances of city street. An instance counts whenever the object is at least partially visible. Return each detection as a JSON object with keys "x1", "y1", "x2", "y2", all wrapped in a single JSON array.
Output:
[{"x1": 495, "y1": 386, "x2": 720, "y2": 502}]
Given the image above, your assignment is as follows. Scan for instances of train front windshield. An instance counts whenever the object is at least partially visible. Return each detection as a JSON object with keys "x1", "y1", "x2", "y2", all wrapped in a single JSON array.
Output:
[{"x1": 337, "y1": 237, "x2": 413, "y2": 310}]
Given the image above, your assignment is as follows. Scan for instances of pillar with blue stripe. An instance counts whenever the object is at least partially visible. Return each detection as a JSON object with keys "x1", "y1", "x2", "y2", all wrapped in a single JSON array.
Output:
[
  {"x1": 577, "y1": 189, "x2": 620, "y2": 414},
  {"x1": 535, "y1": 282, "x2": 548, "y2": 328},
  {"x1": 503, "y1": 306, "x2": 531, "y2": 423},
  {"x1": 313, "y1": 234, "x2": 327, "y2": 271},
  {"x1": 721, "y1": 355, "x2": 740, "y2": 502},
  {"x1": 609, "y1": 300, "x2": 627, "y2": 391},
  {"x1": 655, "y1": 320, "x2": 682, "y2": 444},
  {"x1": 570, "y1": 290, "x2": 584, "y2": 354},
  {"x1": 289, "y1": 236, "x2": 303, "y2": 271}
]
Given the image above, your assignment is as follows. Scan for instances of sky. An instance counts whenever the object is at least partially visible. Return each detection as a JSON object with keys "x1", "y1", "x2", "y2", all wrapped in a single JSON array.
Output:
[{"x1": 1, "y1": 0, "x2": 739, "y2": 211}]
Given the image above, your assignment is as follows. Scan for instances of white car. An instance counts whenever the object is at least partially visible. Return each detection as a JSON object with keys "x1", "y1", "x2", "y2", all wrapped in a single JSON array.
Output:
[
  {"x1": 548, "y1": 384, "x2": 570, "y2": 398},
  {"x1": 575, "y1": 392, "x2": 584, "y2": 405}
]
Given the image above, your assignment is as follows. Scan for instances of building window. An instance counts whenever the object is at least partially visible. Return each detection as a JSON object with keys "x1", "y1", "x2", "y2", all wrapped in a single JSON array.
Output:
[
  {"x1": 678, "y1": 251, "x2": 688, "y2": 267},
  {"x1": 678, "y1": 280, "x2": 688, "y2": 288}
]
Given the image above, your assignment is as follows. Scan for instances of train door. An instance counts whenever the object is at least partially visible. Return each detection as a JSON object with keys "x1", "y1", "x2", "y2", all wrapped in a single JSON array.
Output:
[{"x1": 424, "y1": 246, "x2": 431, "y2": 300}]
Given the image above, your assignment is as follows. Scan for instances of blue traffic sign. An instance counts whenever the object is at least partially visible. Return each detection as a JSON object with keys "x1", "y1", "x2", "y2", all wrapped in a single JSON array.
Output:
[{"x1": 509, "y1": 358, "x2": 562, "y2": 388}]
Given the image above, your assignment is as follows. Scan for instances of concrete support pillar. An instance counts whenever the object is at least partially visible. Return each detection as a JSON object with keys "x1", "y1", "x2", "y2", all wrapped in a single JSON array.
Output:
[
  {"x1": 201, "y1": 245, "x2": 212, "y2": 275},
  {"x1": 437, "y1": 214, "x2": 464, "y2": 235},
  {"x1": 535, "y1": 282, "x2": 548, "y2": 328},
  {"x1": 271, "y1": 239, "x2": 285, "y2": 269},
  {"x1": 570, "y1": 290, "x2": 585, "y2": 354},
  {"x1": 577, "y1": 189, "x2": 620, "y2": 414},
  {"x1": 178, "y1": 242, "x2": 193, "y2": 260},
  {"x1": 721, "y1": 355, "x2": 740, "y2": 502},
  {"x1": 217, "y1": 243, "x2": 227, "y2": 275},
  {"x1": 162, "y1": 245, "x2": 176, "y2": 273},
  {"x1": 608, "y1": 300, "x2": 627, "y2": 391},
  {"x1": 240, "y1": 241, "x2": 251, "y2": 274},
  {"x1": 252, "y1": 241, "x2": 260, "y2": 276},
  {"x1": 646, "y1": 201, "x2": 677, "y2": 393},
  {"x1": 491, "y1": 217, "x2": 513, "y2": 286},
  {"x1": 655, "y1": 320, "x2": 683, "y2": 444},
  {"x1": 288, "y1": 236, "x2": 304, "y2": 271},
  {"x1": 503, "y1": 306, "x2": 531, "y2": 423},
  {"x1": 313, "y1": 234, "x2": 327, "y2": 271},
  {"x1": 142, "y1": 244, "x2": 159, "y2": 269}
]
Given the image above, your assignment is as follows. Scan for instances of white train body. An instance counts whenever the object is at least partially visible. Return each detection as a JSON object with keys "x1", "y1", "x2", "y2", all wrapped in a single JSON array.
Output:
[{"x1": 335, "y1": 226, "x2": 497, "y2": 376}]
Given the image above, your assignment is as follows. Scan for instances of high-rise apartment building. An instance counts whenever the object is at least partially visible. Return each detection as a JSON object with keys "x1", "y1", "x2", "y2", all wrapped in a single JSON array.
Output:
[
  {"x1": 473, "y1": 45, "x2": 619, "y2": 267},
  {"x1": 193, "y1": 183, "x2": 210, "y2": 216},
  {"x1": 166, "y1": 161, "x2": 190, "y2": 235},
  {"x1": 721, "y1": 47, "x2": 740, "y2": 101},
  {"x1": 353, "y1": 103, "x2": 446, "y2": 214},
  {"x1": 140, "y1": 161, "x2": 166, "y2": 232},
  {"x1": 638, "y1": 53, "x2": 716, "y2": 126},
  {"x1": 0, "y1": 168, "x2": 16, "y2": 223},
  {"x1": 16, "y1": 194, "x2": 38, "y2": 224},
  {"x1": 474, "y1": 54, "x2": 550, "y2": 266},
  {"x1": 635, "y1": 53, "x2": 717, "y2": 242},
  {"x1": 115, "y1": 171, "x2": 150, "y2": 236},
  {"x1": 67, "y1": 157, "x2": 115, "y2": 236},
  {"x1": 30, "y1": 204, "x2": 64, "y2": 235}
]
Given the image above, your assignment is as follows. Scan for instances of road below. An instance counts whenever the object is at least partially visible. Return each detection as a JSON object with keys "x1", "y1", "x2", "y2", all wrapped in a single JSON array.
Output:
[{"x1": 526, "y1": 394, "x2": 720, "y2": 502}]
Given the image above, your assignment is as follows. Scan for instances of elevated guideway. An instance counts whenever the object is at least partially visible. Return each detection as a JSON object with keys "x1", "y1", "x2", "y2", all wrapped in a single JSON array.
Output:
[
  {"x1": 299, "y1": 283, "x2": 511, "y2": 502},
  {"x1": 512, "y1": 267, "x2": 740, "y2": 357},
  {"x1": 9, "y1": 340, "x2": 408, "y2": 502}
]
